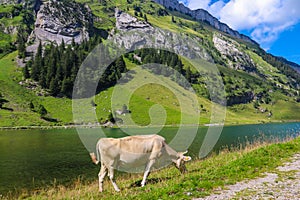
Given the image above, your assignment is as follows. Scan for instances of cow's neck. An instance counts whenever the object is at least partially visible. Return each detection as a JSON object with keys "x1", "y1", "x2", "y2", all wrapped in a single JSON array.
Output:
[{"x1": 164, "y1": 144, "x2": 179, "y2": 159}]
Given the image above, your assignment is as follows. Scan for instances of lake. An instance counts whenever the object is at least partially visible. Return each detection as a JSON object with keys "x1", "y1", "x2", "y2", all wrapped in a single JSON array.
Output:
[{"x1": 0, "y1": 122, "x2": 299, "y2": 195}]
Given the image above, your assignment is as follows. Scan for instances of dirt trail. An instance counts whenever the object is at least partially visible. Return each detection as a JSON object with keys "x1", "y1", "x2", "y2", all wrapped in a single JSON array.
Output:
[{"x1": 195, "y1": 154, "x2": 300, "y2": 200}]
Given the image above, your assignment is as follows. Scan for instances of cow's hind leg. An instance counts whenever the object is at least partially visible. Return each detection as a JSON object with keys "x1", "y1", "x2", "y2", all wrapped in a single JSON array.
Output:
[
  {"x1": 141, "y1": 159, "x2": 155, "y2": 187},
  {"x1": 98, "y1": 164, "x2": 107, "y2": 192},
  {"x1": 109, "y1": 167, "x2": 120, "y2": 192}
]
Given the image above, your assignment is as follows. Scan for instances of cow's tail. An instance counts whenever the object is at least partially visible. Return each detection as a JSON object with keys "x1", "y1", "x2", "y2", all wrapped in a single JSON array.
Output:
[{"x1": 90, "y1": 142, "x2": 100, "y2": 165}]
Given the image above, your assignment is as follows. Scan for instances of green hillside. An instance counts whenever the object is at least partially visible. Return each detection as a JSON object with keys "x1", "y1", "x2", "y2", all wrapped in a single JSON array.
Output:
[
  {"x1": 0, "y1": 0, "x2": 299, "y2": 127},
  {"x1": 0, "y1": 50, "x2": 299, "y2": 127}
]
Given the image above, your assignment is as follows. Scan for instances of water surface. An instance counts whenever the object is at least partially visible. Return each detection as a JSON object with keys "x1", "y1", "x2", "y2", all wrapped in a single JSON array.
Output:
[{"x1": 0, "y1": 122, "x2": 299, "y2": 194}]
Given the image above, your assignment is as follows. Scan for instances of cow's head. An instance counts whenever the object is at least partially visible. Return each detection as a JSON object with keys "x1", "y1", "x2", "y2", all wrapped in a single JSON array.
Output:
[{"x1": 173, "y1": 151, "x2": 192, "y2": 173}]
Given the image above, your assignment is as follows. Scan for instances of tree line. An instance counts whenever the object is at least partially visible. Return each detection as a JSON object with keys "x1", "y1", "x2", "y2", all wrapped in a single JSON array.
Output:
[
  {"x1": 23, "y1": 36, "x2": 128, "y2": 98},
  {"x1": 23, "y1": 37, "x2": 102, "y2": 97}
]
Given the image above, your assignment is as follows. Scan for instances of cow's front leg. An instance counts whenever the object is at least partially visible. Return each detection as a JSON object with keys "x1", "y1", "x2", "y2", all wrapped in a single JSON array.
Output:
[
  {"x1": 98, "y1": 164, "x2": 107, "y2": 192},
  {"x1": 141, "y1": 159, "x2": 155, "y2": 187},
  {"x1": 109, "y1": 167, "x2": 120, "y2": 192}
]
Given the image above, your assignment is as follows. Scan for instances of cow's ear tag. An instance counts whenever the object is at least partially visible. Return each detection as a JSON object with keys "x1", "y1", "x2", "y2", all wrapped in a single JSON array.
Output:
[{"x1": 183, "y1": 156, "x2": 192, "y2": 162}]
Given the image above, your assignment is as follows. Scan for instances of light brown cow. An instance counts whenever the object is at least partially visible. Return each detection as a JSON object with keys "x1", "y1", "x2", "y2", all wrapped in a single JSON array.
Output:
[{"x1": 90, "y1": 134, "x2": 191, "y2": 192}]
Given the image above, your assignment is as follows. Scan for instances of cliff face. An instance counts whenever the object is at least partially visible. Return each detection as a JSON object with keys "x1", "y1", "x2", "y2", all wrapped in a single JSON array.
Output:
[
  {"x1": 153, "y1": 0, "x2": 258, "y2": 46},
  {"x1": 111, "y1": 9, "x2": 213, "y2": 61},
  {"x1": 26, "y1": 0, "x2": 92, "y2": 54},
  {"x1": 213, "y1": 33, "x2": 256, "y2": 72}
]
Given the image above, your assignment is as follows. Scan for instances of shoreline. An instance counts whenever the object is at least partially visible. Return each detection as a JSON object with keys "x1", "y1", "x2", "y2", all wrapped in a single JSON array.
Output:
[{"x1": 0, "y1": 120, "x2": 299, "y2": 130}]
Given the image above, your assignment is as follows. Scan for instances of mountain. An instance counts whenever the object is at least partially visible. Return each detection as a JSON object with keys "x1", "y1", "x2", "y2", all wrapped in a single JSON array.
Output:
[
  {"x1": 153, "y1": 0, "x2": 257, "y2": 45},
  {"x1": 276, "y1": 56, "x2": 300, "y2": 73},
  {"x1": 0, "y1": 0, "x2": 299, "y2": 127}
]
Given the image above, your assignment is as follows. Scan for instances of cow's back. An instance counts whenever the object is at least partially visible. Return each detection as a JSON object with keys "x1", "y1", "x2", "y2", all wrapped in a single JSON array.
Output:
[{"x1": 119, "y1": 134, "x2": 165, "y2": 155}]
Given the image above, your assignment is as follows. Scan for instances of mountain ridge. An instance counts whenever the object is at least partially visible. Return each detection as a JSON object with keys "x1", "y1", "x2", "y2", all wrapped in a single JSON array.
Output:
[{"x1": 153, "y1": 0, "x2": 258, "y2": 46}]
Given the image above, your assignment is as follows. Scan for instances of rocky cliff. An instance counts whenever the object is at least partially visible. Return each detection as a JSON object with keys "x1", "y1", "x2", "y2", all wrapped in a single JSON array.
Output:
[
  {"x1": 213, "y1": 33, "x2": 256, "y2": 72},
  {"x1": 111, "y1": 9, "x2": 213, "y2": 61},
  {"x1": 26, "y1": 0, "x2": 93, "y2": 54},
  {"x1": 153, "y1": 0, "x2": 258, "y2": 46}
]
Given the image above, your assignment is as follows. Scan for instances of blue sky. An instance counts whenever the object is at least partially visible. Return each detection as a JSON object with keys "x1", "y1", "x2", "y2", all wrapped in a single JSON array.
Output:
[{"x1": 179, "y1": 0, "x2": 300, "y2": 65}]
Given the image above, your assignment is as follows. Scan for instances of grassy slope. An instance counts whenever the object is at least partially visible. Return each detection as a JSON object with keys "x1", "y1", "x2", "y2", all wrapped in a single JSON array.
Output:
[
  {"x1": 17, "y1": 136, "x2": 300, "y2": 199},
  {"x1": 0, "y1": 51, "x2": 299, "y2": 127},
  {"x1": 0, "y1": 52, "x2": 47, "y2": 126}
]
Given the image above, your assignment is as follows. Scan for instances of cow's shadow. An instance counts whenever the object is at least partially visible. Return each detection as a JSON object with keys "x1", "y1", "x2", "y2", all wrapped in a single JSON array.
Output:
[{"x1": 129, "y1": 177, "x2": 171, "y2": 188}]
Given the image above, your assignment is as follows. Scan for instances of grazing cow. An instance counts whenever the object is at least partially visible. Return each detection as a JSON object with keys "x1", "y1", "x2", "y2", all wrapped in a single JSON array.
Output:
[{"x1": 90, "y1": 134, "x2": 191, "y2": 192}]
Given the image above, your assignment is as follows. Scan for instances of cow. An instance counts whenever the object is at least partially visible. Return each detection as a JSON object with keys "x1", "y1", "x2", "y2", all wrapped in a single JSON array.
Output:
[{"x1": 89, "y1": 134, "x2": 192, "y2": 192}]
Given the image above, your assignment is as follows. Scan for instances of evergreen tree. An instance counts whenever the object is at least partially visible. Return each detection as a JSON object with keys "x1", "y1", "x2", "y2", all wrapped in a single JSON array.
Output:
[
  {"x1": 23, "y1": 60, "x2": 31, "y2": 79},
  {"x1": 60, "y1": 39, "x2": 65, "y2": 53},
  {"x1": 61, "y1": 77, "x2": 73, "y2": 97},
  {"x1": 39, "y1": 61, "x2": 47, "y2": 88},
  {"x1": 31, "y1": 41, "x2": 43, "y2": 81},
  {"x1": 115, "y1": 56, "x2": 126, "y2": 73},
  {"x1": 17, "y1": 26, "x2": 27, "y2": 59},
  {"x1": 49, "y1": 77, "x2": 60, "y2": 96}
]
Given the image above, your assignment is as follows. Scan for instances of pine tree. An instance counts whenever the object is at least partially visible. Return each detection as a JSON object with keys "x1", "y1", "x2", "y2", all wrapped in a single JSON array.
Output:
[
  {"x1": 39, "y1": 64, "x2": 47, "y2": 88},
  {"x1": 60, "y1": 39, "x2": 65, "y2": 53},
  {"x1": 18, "y1": 38, "x2": 26, "y2": 59},
  {"x1": 115, "y1": 56, "x2": 126, "y2": 73},
  {"x1": 61, "y1": 77, "x2": 73, "y2": 97},
  {"x1": 31, "y1": 41, "x2": 43, "y2": 81},
  {"x1": 49, "y1": 77, "x2": 59, "y2": 96},
  {"x1": 17, "y1": 26, "x2": 27, "y2": 59},
  {"x1": 23, "y1": 60, "x2": 31, "y2": 79}
]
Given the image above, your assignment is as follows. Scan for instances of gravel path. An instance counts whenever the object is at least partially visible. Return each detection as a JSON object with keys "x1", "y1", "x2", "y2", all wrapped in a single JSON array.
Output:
[{"x1": 195, "y1": 154, "x2": 300, "y2": 200}]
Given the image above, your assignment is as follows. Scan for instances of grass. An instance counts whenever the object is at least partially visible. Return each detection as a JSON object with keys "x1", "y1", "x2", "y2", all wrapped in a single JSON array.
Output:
[
  {"x1": 247, "y1": 50, "x2": 290, "y2": 88},
  {"x1": 0, "y1": 51, "x2": 299, "y2": 127},
  {"x1": 11, "y1": 135, "x2": 300, "y2": 199},
  {"x1": 0, "y1": 52, "x2": 49, "y2": 126}
]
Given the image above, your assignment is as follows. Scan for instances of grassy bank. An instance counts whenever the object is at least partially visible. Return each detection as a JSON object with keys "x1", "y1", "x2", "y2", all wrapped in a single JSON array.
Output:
[{"x1": 8, "y1": 136, "x2": 300, "y2": 200}]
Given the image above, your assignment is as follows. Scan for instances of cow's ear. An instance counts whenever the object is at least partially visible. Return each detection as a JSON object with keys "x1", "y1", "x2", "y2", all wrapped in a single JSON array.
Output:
[
  {"x1": 183, "y1": 156, "x2": 191, "y2": 162},
  {"x1": 177, "y1": 150, "x2": 188, "y2": 158}
]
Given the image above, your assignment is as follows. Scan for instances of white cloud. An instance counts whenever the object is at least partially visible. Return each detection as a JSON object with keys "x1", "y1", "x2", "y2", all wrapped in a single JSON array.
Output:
[
  {"x1": 182, "y1": 0, "x2": 300, "y2": 48},
  {"x1": 187, "y1": 0, "x2": 211, "y2": 10}
]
